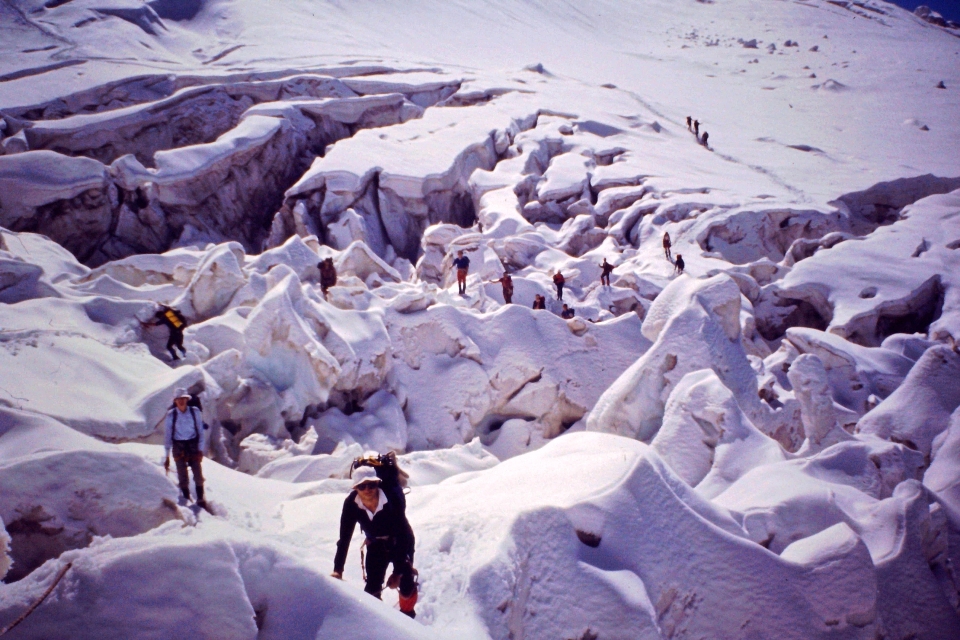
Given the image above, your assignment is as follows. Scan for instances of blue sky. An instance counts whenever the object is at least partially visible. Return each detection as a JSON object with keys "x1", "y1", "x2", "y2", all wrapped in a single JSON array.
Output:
[{"x1": 888, "y1": 0, "x2": 960, "y2": 21}]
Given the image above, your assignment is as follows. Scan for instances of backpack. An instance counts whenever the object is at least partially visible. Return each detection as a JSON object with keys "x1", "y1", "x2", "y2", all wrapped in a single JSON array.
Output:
[
  {"x1": 170, "y1": 404, "x2": 208, "y2": 440},
  {"x1": 162, "y1": 307, "x2": 186, "y2": 330},
  {"x1": 353, "y1": 452, "x2": 409, "y2": 510}
]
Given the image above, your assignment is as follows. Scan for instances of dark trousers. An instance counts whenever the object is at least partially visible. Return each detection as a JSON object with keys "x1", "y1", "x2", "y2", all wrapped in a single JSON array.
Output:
[
  {"x1": 364, "y1": 539, "x2": 416, "y2": 599},
  {"x1": 173, "y1": 438, "x2": 204, "y2": 501},
  {"x1": 555, "y1": 283, "x2": 563, "y2": 300},
  {"x1": 503, "y1": 289, "x2": 513, "y2": 304},
  {"x1": 601, "y1": 274, "x2": 610, "y2": 286},
  {"x1": 167, "y1": 328, "x2": 185, "y2": 359}
]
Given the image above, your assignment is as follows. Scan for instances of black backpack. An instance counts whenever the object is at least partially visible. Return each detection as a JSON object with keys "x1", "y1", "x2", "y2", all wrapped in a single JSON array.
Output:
[{"x1": 353, "y1": 452, "x2": 408, "y2": 511}]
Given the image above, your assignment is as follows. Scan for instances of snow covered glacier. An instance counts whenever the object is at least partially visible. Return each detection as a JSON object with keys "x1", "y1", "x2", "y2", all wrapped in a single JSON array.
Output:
[{"x1": 1, "y1": 0, "x2": 960, "y2": 638}]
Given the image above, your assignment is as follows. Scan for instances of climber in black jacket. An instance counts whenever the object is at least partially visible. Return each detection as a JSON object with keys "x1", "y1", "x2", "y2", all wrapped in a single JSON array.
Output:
[{"x1": 331, "y1": 466, "x2": 418, "y2": 618}]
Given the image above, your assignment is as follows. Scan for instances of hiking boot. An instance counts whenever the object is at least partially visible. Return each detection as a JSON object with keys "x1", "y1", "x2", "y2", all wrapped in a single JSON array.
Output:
[{"x1": 401, "y1": 609, "x2": 416, "y2": 619}]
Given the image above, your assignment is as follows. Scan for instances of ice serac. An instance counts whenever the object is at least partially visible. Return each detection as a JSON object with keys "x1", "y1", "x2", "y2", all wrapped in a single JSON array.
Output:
[
  {"x1": 587, "y1": 273, "x2": 762, "y2": 441},
  {"x1": 769, "y1": 190, "x2": 960, "y2": 347},
  {"x1": 714, "y1": 453, "x2": 959, "y2": 635},
  {"x1": 254, "y1": 440, "x2": 361, "y2": 481},
  {"x1": 18, "y1": 74, "x2": 358, "y2": 165},
  {"x1": 783, "y1": 327, "x2": 914, "y2": 415},
  {"x1": 925, "y1": 407, "x2": 960, "y2": 522},
  {"x1": 388, "y1": 303, "x2": 646, "y2": 449},
  {"x1": 0, "y1": 151, "x2": 113, "y2": 263},
  {"x1": 787, "y1": 353, "x2": 853, "y2": 452},
  {"x1": 113, "y1": 114, "x2": 295, "y2": 250},
  {"x1": 1, "y1": 83, "x2": 428, "y2": 266},
  {"x1": 285, "y1": 95, "x2": 539, "y2": 261},
  {"x1": 232, "y1": 272, "x2": 341, "y2": 428},
  {"x1": 651, "y1": 369, "x2": 786, "y2": 494},
  {"x1": 174, "y1": 241, "x2": 247, "y2": 320},
  {"x1": 857, "y1": 344, "x2": 960, "y2": 458}
]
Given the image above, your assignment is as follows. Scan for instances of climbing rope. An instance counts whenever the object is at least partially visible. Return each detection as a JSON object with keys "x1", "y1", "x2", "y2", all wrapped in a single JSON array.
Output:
[{"x1": 0, "y1": 562, "x2": 72, "y2": 636}]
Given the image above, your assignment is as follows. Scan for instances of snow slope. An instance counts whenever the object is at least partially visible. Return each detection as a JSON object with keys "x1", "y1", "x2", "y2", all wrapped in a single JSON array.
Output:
[{"x1": 1, "y1": 0, "x2": 960, "y2": 638}]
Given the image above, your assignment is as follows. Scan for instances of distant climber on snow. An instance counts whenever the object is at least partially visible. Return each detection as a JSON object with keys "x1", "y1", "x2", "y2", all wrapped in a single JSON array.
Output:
[
  {"x1": 599, "y1": 259, "x2": 615, "y2": 287},
  {"x1": 164, "y1": 388, "x2": 209, "y2": 508},
  {"x1": 701, "y1": 131, "x2": 709, "y2": 147},
  {"x1": 145, "y1": 304, "x2": 188, "y2": 361},
  {"x1": 561, "y1": 304, "x2": 575, "y2": 319},
  {"x1": 491, "y1": 273, "x2": 514, "y2": 304},
  {"x1": 674, "y1": 254, "x2": 685, "y2": 275},
  {"x1": 693, "y1": 119, "x2": 700, "y2": 136},
  {"x1": 453, "y1": 250, "x2": 470, "y2": 295},
  {"x1": 318, "y1": 257, "x2": 338, "y2": 297},
  {"x1": 686, "y1": 116, "x2": 692, "y2": 130},
  {"x1": 552, "y1": 271, "x2": 565, "y2": 300},
  {"x1": 532, "y1": 294, "x2": 546, "y2": 310},
  {"x1": 332, "y1": 465, "x2": 419, "y2": 619},
  {"x1": 662, "y1": 232, "x2": 672, "y2": 261}
]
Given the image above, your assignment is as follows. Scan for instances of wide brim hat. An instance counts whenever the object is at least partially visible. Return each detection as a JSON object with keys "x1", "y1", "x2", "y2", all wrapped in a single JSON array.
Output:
[{"x1": 173, "y1": 388, "x2": 191, "y2": 400}]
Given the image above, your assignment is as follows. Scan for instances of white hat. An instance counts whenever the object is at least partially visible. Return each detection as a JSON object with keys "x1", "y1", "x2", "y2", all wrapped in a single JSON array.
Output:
[
  {"x1": 173, "y1": 388, "x2": 191, "y2": 400},
  {"x1": 351, "y1": 466, "x2": 381, "y2": 488}
]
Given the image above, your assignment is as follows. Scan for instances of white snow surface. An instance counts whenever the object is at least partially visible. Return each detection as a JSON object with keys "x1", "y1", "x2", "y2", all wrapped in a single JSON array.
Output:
[{"x1": 1, "y1": 0, "x2": 960, "y2": 638}]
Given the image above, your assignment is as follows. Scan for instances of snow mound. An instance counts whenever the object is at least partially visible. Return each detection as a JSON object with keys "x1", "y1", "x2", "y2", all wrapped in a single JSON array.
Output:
[
  {"x1": 0, "y1": 408, "x2": 179, "y2": 582},
  {"x1": 0, "y1": 533, "x2": 430, "y2": 640},
  {"x1": 396, "y1": 432, "x2": 937, "y2": 638}
]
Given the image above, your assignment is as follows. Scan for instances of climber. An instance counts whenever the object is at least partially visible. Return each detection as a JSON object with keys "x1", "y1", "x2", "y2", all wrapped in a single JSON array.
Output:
[
  {"x1": 453, "y1": 250, "x2": 470, "y2": 295},
  {"x1": 662, "y1": 232, "x2": 672, "y2": 261},
  {"x1": 532, "y1": 294, "x2": 546, "y2": 310},
  {"x1": 552, "y1": 271, "x2": 565, "y2": 300},
  {"x1": 163, "y1": 388, "x2": 209, "y2": 508},
  {"x1": 693, "y1": 119, "x2": 700, "y2": 136},
  {"x1": 675, "y1": 254, "x2": 685, "y2": 275},
  {"x1": 491, "y1": 273, "x2": 514, "y2": 304},
  {"x1": 599, "y1": 259, "x2": 615, "y2": 287},
  {"x1": 331, "y1": 467, "x2": 419, "y2": 619},
  {"x1": 561, "y1": 304, "x2": 575, "y2": 319},
  {"x1": 319, "y1": 257, "x2": 338, "y2": 297},
  {"x1": 146, "y1": 304, "x2": 188, "y2": 361},
  {"x1": 701, "y1": 131, "x2": 709, "y2": 147},
  {"x1": 686, "y1": 116, "x2": 692, "y2": 130}
]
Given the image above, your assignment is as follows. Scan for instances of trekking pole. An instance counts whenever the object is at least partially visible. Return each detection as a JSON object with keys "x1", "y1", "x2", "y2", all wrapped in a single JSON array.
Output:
[
  {"x1": 360, "y1": 539, "x2": 368, "y2": 583},
  {"x1": 0, "y1": 562, "x2": 72, "y2": 636}
]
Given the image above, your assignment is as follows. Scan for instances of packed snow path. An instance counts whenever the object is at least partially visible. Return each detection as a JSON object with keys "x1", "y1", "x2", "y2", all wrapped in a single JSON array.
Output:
[{"x1": 2, "y1": 0, "x2": 960, "y2": 638}]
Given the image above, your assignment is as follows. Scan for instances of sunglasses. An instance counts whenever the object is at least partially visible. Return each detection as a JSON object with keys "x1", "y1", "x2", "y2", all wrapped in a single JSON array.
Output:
[{"x1": 356, "y1": 482, "x2": 380, "y2": 491}]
